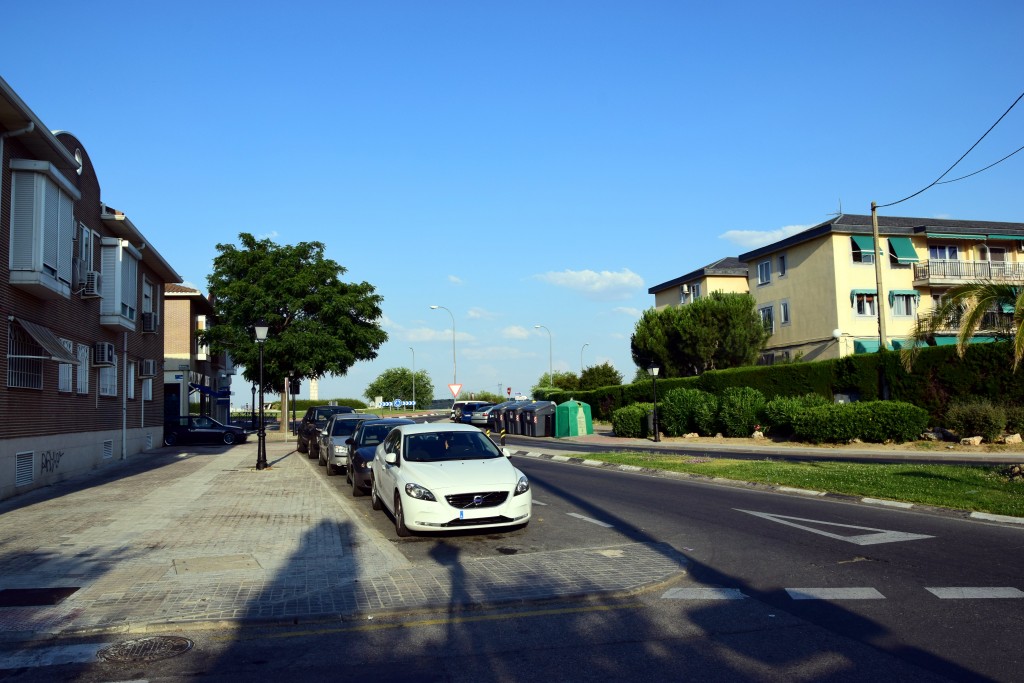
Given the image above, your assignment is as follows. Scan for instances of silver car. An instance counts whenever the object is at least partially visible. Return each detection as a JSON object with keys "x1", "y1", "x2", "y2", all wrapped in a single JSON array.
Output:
[{"x1": 318, "y1": 414, "x2": 373, "y2": 475}]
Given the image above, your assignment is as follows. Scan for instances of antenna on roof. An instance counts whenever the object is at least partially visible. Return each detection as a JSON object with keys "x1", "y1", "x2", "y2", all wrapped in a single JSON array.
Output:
[{"x1": 826, "y1": 198, "x2": 843, "y2": 219}]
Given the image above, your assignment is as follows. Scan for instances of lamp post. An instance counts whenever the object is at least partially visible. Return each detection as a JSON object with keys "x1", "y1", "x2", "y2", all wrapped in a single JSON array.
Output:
[
  {"x1": 580, "y1": 343, "x2": 589, "y2": 382},
  {"x1": 409, "y1": 347, "x2": 416, "y2": 410},
  {"x1": 250, "y1": 383, "x2": 256, "y2": 431},
  {"x1": 534, "y1": 324, "x2": 552, "y2": 386},
  {"x1": 254, "y1": 320, "x2": 269, "y2": 470},
  {"x1": 430, "y1": 305, "x2": 456, "y2": 386},
  {"x1": 647, "y1": 362, "x2": 660, "y2": 442}
]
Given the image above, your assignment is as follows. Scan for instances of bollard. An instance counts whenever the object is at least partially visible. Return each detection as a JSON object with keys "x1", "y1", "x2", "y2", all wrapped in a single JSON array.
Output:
[{"x1": 500, "y1": 429, "x2": 506, "y2": 447}]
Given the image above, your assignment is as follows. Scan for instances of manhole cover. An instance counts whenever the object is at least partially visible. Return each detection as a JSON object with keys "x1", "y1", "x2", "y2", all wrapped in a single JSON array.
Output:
[{"x1": 97, "y1": 636, "x2": 194, "y2": 663}]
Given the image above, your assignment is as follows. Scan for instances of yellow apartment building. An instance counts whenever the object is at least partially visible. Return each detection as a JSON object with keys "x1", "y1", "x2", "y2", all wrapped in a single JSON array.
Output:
[{"x1": 648, "y1": 257, "x2": 749, "y2": 309}]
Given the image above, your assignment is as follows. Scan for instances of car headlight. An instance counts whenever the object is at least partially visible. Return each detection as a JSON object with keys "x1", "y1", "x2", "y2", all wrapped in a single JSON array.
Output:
[
  {"x1": 515, "y1": 475, "x2": 530, "y2": 496},
  {"x1": 334, "y1": 445, "x2": 345, "y2": 455},
  {"x1": 404, "y1": 483, "x2": 436, "y2": 501}
]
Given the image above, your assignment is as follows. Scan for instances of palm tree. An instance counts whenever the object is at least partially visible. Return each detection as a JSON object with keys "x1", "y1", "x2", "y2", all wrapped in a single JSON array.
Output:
[{"x1": 900, "y1": 281, "x2": 1024, "y2": 371}]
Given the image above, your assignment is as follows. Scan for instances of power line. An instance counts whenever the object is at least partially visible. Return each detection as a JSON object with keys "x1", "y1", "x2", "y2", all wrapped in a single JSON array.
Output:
[
  {"x1": 878, "y1": 89, "x2": 1024, "y2": 208},
  {"x1": 935, "y1": 143, "x2": 1024, "y2": 185}
]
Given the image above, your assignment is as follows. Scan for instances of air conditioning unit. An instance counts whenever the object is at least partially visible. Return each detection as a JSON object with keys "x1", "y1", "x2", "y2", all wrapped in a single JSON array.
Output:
[
  {"x1": 83, "y1": 271, "x2": 102, "y2": 297},
  {"x1": 141, "y1": 359, "x2": 158, "y2": 377},
  {"x1": 681, "y1": 284, "x2": 690, "y2": 294},
  {"x1": 93, "y1": 342, "x2": 116, "y2": 366},
  {"x1": 142, "y1": 312, "x2": 157, "y2": 333}
]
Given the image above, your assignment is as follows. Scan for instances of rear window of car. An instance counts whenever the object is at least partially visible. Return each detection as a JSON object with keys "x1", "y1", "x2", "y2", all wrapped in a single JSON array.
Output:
[{"x1": 331, "y1": 418, "x2": 364, "y2": 436}]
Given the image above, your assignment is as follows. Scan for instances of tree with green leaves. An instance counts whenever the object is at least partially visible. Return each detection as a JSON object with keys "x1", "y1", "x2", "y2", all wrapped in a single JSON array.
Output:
[
  {"x1": 901, "y1": 281, "x2": 1024, "y2": 371},
  {"x1": 201, "y1": 233, "x2": 387, "y2": 393},
  {"x1": 531, "y1": 371, "x2": 579, "y2": 395},
  {"x1": 630, "y1": 292, "x2": 768, "y2": 377},
  {"x1": 364, "y1": 368, "x2": 433, "y2": 408},
  {"x1": 580, "y1": 361, "x2": 623, "y2": 390}
]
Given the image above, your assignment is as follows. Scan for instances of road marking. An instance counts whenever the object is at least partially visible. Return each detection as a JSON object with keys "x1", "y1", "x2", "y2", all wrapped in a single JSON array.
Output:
[
  {"x1": 736, "y1": 509, "x2": 934, "y2": 545},
  {"x1": 786, "y1": 587, "x2": 885, "y2": 600},
  {"x1": 0, "y1": 643, "x2": 107, "y2": 670},
  {"x1": 567, "y1": 512, "x2": 614, "y2": 528},
  {"x1": 532, "y1": 500, "x2": 548, "y2": 506},
  {"x1": 926, "y1": 587, "x2": 1024, "y2": 599},
  {"x1": 662, "y1": 587, "x2": 747, "y2": 600}
]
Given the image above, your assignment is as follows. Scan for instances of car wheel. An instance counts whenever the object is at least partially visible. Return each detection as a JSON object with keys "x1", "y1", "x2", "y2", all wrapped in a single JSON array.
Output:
[
  {"x1": 223, "y1": 432, "x2": 236, "y2": 445},
  {"x1": 370, "y1": 477, "x2": 383, "y2": 511},
  {"x1": 163, "y1": 433, "x2": 177, "y2": 447},
  {"x1": 308, "y1": 445, "x2": 317, "y2": 460},
  {"x1": 351, "y1": 471, "x2": 365, "y2": 497},
  {"x1": 297, "y1": 439, "x2": 308, "y2": 454},
  {"x1": 394, "y1": 493, "x2": 411, "y2": 537},
  {"x1": 326, "y1": 461, "x2": 335, "y2": 476}
]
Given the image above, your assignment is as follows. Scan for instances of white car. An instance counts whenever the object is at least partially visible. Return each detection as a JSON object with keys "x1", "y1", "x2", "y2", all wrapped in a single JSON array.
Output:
[{"x1": 370, "y1": 423, "x2": 531, "y2": 537}]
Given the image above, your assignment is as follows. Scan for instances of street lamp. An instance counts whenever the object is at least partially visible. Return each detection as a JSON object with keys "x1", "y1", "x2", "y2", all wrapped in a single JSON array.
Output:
[
  {"x1": 250, "y1": 383, "x2": 256, "y2": 432},
  {"x1": 534, "y1": 324, "x2": 552, "y2": 387},
  {"x1": 409, "y1": 347, "x2": 416, "y2": 410},
  {"x1": 580, "y1": 343, "x2": 589, "y2": 382},
  {"x1": 430, "y1": 305, "x2": 457, "y2": 386},
  {"x1": 254, "y1": 320, "x2": 269, "y2": 470},
  {"x1": 647, "y1": 362, "x2": 660, "y2": 443}
]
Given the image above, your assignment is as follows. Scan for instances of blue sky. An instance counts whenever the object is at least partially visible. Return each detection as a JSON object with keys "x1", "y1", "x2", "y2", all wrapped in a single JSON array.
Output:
[{"x1": 5, "y1": 1, "x2": 1023, "y2": 404}]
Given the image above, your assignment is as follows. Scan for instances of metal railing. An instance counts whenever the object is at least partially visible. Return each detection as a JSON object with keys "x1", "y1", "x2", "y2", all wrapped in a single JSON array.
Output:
[{"x1": 914, "y1": 259, "x2": 1024, "y2": 283}]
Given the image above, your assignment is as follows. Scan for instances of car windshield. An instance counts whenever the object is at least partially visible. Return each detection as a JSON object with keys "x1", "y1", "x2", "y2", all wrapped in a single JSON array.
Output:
[
  {"x1": 404, "y1": 431, "x2": 501, "y2": 462},
  {"x1": 357, "y1": 424, "x2": 394, "y2": 447},
  {"x1": 331, "y1": 419, "x2": 363, "y2": 436},
  {"x1": 315, "y1": 407, "x2": 350, "y2": 426}
]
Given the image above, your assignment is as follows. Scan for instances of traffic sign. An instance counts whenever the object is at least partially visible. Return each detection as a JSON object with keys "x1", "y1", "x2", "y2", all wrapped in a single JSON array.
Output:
[
  {"x1": 393, "y1": 398, "x2": 403, "y2": 408},
  {"x1": 449, "y1": 383, "x2": 462, "y2": 399},
  {"x1": 506, "y1": 387, "x2": 511, "y2": 396}
]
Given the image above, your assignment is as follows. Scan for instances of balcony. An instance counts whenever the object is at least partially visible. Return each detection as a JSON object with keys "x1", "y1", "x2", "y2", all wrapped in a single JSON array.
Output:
[{"x1": 913, "y1": 259, "x2": 1024, "y2": 287}]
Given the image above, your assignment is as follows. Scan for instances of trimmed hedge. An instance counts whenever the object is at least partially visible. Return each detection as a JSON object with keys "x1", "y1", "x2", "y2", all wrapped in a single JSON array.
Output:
[
  {"x1": 718, "y1": 387, "x2": 766, "y2": 437},
  {"x1": 661, "y1": 388, "x2": 719, "y2": 436},
  {"x1": 944, "y1": 399, "x2": 1006, "y2": 443},
  {"x1": 762, "y1": 393, "x2": 830, "y2": 436},
  {"x1": 792, "y1": 401, "x2": 928, "y2": 444},
  {"x1": 612, "y1": 402, "x2": 654, "y2": 438}
]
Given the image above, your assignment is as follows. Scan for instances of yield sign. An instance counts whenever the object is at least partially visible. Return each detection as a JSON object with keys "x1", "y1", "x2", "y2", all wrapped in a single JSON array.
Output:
[
  {"x1": 735, "y1": 509, "x2": 934, "y2": 545},
  {"x1": 448, "y1": 383, "x2": 462, "y2": 399}
]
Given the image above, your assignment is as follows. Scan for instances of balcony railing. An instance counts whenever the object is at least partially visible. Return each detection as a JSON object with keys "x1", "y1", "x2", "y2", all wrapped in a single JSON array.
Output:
[{"x1": 913, "y1": 259, "x2": 1024, "y2": 284}]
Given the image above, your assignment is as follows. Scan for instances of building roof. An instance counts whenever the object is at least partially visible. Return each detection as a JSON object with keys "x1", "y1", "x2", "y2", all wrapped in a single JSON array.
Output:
[
  {"x1": 738, "y1": 213, "x2": 1024, "y2": 262},
  {"x1": 648, "y1": 257, "x2": 746, "y2": 294}
]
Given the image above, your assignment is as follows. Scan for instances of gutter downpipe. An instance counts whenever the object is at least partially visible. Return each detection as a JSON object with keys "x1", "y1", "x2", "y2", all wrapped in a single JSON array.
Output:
[{"x1": 122, "y1": 331, "x2": 128, "y2": 459}]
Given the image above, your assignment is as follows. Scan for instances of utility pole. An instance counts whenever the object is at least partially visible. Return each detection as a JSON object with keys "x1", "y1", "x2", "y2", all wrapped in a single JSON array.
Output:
[{"x1": 871, "y1": 202, "x2": 888, "y2": 351}]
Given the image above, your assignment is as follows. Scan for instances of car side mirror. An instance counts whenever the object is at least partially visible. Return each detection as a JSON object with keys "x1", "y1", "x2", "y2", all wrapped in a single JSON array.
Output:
[
  {"x1": 502, "y1": 447, "x2": 512, "y2": 458},
  {"x1": 384, "y1": 452, "x2": 397, "y2": 465},
  {"x1": 345, "y1": 438, "x2": 354, "y2": 445}
]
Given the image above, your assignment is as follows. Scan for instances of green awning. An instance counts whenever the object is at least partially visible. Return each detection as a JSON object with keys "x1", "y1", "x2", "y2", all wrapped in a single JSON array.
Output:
[
  {"x1": 888, "y1": 237, "x2": 919, "y2": 263},
  {"x1": 888, "y1": 289, "x2": 920, "y2": 306},
  {"x1": 987, "y1": 234, "x2": 1023, "y2": 240},
  {"x1": 933, "y1": 335, "x2": 998, "y2": 346},
  {"x1": 924, "y1": 232, "x2": 985, "y2": 240},
  {"x1": 853, "y1": 340, "x2": 879, "y2": 354},
  {"x1": 1001, "y1": 303, "x2": 1015, "y2": 314},
  {"x1": 850, "y1": 288, "x2": 876, "y2": 304},
  {"x1": 850, "y1": 235, "x2": 875, "y2": 252}
]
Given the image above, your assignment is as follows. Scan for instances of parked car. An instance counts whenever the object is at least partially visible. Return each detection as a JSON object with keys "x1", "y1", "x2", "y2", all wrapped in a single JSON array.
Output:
[
  {"x1": 164, "y1": 415, "x2": 248, "y2": 447},
  {"x1": 318, "y1": 414, "x2": 375, "y2": 474},
  {"x1": 370, "y1": 423, "x2": 531, "y2": 537},
  {"x1": 451, "y1": 400, "x2": 491, "y2": 423},
  {"x1": 298, "y1": 405, "x2": 355, "y2": 456},
  {"x1": 344, "y1": 418, "x2": 415, "y2": 496},
  {"x1": 470, "y1": 403, "x2": 500, "y2": 427}
]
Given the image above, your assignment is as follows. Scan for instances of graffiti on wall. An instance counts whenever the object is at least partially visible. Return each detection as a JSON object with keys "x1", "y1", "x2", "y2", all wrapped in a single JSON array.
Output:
[{"x1": 40, "y1": 450, "x2": 64, "y2": 473}]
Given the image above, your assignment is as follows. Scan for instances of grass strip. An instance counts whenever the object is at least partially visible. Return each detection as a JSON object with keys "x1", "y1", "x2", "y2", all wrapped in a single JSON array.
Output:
[{"x1": 584, "y1": 452, "x2": 1024, "y2": 518}]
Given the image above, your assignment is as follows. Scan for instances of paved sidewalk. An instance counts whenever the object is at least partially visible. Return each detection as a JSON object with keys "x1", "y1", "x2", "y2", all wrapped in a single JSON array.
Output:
[{"x1": 0, "y1": 437, "x2": 686, "y2": 638}]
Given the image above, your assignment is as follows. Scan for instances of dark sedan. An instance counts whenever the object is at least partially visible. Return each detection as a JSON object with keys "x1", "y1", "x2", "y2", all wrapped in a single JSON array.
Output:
[
  {"x1": 164, "y1": 415, "x2": 248, "y2": 447},
  {"x1": 344, "y1": 418, "x2": 414, "y2": 497},
  {"x1": 298, "y1": 405, "x2": 355, "y2": 457}
]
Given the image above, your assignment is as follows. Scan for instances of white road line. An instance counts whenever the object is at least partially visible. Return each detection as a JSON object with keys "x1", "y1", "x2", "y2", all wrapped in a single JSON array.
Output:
[
  {"x1": 785, "y1": 587, "x2": 885, "y2": 600},
  {"x1": 0, "y1": 643, "x2": 108, "y2": 670},
  {"x1": 926, "y1": 587, "x2": 1024, "y2": 599},
  {"x1": 662, "y1": 587, "x2": 747, "y2": 600},
  {"x1": 737, "y1": 509, "x2": 934, "y2": 545},
  {"x1": 566, "y1": 512, "x2": 614, "y2": 528},
  {"x1": 532, "y1": 500, "x2": 548, "y2": 506}
]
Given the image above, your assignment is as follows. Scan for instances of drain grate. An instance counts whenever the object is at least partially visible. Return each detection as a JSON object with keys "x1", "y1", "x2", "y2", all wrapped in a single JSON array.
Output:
[
  {"x1": 97, "y1": 636, "x2": 194, "y2": 663},
  {"x1": 0, "y1": 587, "x2": 79, "y2": 607}
]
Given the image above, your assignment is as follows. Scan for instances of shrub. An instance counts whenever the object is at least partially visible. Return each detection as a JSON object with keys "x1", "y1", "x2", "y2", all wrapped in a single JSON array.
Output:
[
  {"x1": 612, "y1": 402, "x2": 653, "y2": 438},
  {"x1": 717, "y1": 387, "x2": 766, "y2": 437},
  {"x1": 762, "y1": 393, "x2": 829, "y2": 436},
  {"x1": 660, "y1": 388, "x2": 718, "y2": 436},
  {"x1": 792, "y1": 404, "x2": 860, "y2": 444},
  {"x1": 1005, "y1": 405, "x2": 1024, "y2": 435},
  {"x1": 855, "y1": 401, "x2": 930, "y2": 443},
  {"x1": 944, "y1": 399, "x2": 1007, "y2": 443}
]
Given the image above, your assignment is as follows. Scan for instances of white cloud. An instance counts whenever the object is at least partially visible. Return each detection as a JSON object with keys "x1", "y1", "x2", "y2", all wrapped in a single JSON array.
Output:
[
  {"x1": 613, "y1": 306, "x2": 642, "y2": 317},
  {"x1": 448, "y1": 275, "x2": 463, "y2": 285},
  {"x1": 467, "y1": 307, "x2": 497, "y2": 320},
  {"x1": 933, "y1": 213, "x2": 952, "y2": 220},
  {"x1": 533, "y1": 268, "x2": 644, "y2": 301},
  {"x1": 719, "y1": 224, "x2": 809, "y2": 249},
  {"x1": 502, "y1": 325, "x2": 532, "y2": 340}
]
